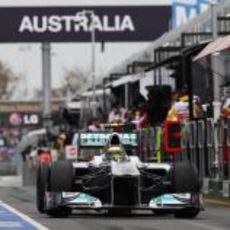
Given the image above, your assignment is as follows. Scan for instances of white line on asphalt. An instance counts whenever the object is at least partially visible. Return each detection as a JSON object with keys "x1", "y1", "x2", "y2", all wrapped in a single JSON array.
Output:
[
  {"x1": 0, "y1": 221, "x2": 23, "y2": 228},
  {"x1": 182, "y1": 220, "x2": 228, "y2": 230},
  {"x1": 0, "y1": 201, "x2": 49, "y2": 230}
]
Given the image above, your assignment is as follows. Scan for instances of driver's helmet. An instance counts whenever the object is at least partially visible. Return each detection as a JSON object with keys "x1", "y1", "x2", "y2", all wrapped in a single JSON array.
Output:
[{"x1": 104, "y1": 146, "x2": 125, "y2": 161}]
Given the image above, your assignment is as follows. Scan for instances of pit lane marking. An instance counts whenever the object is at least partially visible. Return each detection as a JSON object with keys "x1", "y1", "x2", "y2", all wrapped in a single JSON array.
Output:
[
  {"x1": 0, "y1": 222, "x2": 23, "y2": 228},
  {"x1": 0, "y1": 201, "x2": 48, "y2": 229}
]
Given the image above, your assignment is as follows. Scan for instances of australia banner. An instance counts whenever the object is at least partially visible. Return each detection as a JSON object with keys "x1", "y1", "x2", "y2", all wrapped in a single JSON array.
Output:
[{"x1": 0, "y1": 6, "x2": 171, "y2": 42}]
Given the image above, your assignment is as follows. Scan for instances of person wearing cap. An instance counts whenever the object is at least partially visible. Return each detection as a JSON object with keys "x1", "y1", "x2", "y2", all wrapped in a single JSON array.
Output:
[
  {"x1": 166, "y1": 94, "x2": 189, "y2": 122},
  {"x1": 167, "y1": 93, "x2": 204, "y2": 122}
]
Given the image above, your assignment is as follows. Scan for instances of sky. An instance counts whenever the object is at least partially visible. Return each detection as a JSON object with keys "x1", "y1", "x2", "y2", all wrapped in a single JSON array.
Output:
[{"x1": 0, "y1": 0, "x2": 172, "y2": 99}]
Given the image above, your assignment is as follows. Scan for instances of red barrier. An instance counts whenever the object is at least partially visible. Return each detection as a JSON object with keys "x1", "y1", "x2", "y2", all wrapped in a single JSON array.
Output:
[{"x1": 164, "y1": 121, "x2": 185, "y2": 153}]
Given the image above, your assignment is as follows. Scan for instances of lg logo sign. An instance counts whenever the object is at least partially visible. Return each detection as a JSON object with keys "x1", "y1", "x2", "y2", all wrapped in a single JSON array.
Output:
[
  {"x1": 9, "y1": 113, "x2": 39, "y2": 126},
  {"x1": 24, "y1": 114, "x2": 39, "y2": 125}
]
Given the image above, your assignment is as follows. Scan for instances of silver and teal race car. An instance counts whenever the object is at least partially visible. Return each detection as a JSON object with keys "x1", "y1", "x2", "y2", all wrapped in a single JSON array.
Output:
[{"x1": 36, "y1": 132, "x2": 203, "y2": 218}]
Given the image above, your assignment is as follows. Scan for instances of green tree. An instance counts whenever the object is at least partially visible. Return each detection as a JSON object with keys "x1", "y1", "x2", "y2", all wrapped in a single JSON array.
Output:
[
  {"x1": 62, "y1": 67, "x2": 88, "y2": 95},
  {"x1": 0, "y1": 61, "x2": 19, "y2": 99}
]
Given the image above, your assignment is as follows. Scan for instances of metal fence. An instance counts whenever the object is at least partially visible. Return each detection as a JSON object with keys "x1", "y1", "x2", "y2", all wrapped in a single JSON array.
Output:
[{"x1": 139, "y1": 118, "x2": 229, "y2": 180}]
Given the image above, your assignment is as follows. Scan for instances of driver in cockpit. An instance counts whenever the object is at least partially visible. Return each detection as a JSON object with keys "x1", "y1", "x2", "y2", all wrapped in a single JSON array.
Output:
[{"x1": 102, "y1": 146, "x2": 128, "y2": 162}]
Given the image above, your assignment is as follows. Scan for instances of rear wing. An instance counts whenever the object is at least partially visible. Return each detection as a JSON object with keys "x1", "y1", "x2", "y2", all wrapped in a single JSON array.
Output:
[{"x1": 72, "y1": 132, "x2": 139, "y2": 148}]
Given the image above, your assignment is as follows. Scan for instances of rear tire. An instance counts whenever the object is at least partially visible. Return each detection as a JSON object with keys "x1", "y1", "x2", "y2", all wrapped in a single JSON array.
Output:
[
  {"x1": 173, "y1": 162, "x2": 200, "y2": 193},
  {"x1": 49, "y1": 161, "x2": 73, "y2": 191},
  {"x1": 36, "y1": 164, "x2": 49, "y2": 213},
  {"x1": 174, "y1": 208, "x2": 200, "y2": 218}
]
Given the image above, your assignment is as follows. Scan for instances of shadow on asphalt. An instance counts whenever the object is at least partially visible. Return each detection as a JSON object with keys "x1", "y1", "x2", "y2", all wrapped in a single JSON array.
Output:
[
  {"x1": 59, "y1": 211, "x2": 176, "y2": 220},
  {"x1": 37, "y1": 210, "x2": 205, "y2": 221}
]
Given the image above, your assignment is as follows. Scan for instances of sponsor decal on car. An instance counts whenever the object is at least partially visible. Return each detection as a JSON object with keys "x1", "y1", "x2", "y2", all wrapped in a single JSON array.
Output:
[{"x1": 149, "y1": 193, "x2": 190, "y2": 207}]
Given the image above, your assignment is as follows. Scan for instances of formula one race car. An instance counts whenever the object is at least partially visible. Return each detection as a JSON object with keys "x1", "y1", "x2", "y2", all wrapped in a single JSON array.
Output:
[{"x1": 36, "y1": 132, "x2": 203, "y2": 218}]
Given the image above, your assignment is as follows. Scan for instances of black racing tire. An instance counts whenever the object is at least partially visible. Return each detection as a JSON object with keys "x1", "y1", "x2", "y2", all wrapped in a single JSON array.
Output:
[
  {"x1": 172, "y1": 162, "x2": 200, "y2": 193},
  {"x1": 49, "y1": 161, "x2": 74, "y2": 192},
  {"x1": 47, "y1": 207, "x2": 71, "y2": 218},
  {"x1": 174, "y1": 208, "x2": 200, "y2": 219},
  {"x1": 36, "y1": 163, "x2": 49, "y2": 213}
]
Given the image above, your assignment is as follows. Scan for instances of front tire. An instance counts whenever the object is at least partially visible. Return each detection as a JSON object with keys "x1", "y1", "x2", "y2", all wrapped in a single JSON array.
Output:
[
  {"x1": 36, "y1": 164, "x2": 49, "y2": 213},
  {"x1": 173, "y1": 162, "x2": 200, "y2": 193},
  {"x1": 49, "y1": 161, "x2": 73, "y2": 191},
  {"x1": 174, "y1": 208, "x2": 200, "y2": 218}
]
